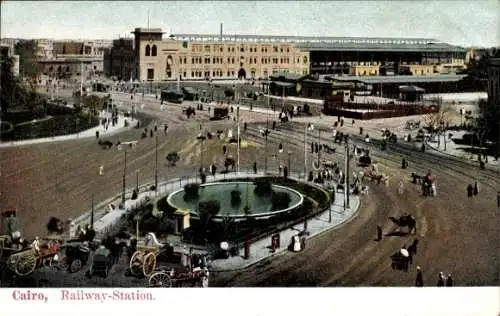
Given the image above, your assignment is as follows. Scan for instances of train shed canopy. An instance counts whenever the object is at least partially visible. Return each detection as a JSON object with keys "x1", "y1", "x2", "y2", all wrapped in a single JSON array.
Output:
[
  {"x1": 269, "y1": 73, "x2": 310, "y2": 83},
  {"x1": 330, "y1": 74, "x2": 468, "y2": 85}
]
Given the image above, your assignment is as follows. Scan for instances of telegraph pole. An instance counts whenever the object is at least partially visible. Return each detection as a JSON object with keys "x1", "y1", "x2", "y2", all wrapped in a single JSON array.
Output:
[
  {"x1": 237, "y1": 106, "x2": 240, "y2": 175},
  {"x1": 155, "y1": 132, "x2": 158, "y2": 195},
  {"x1": 317, "y1": 129, "x2": 321, "y2": 168},
  {"x1": 122, "y1": 150, "x2": 127, "y2": 207},
  {"x1": 344, "y1": 140, "x2": 350, "y2": 210}
]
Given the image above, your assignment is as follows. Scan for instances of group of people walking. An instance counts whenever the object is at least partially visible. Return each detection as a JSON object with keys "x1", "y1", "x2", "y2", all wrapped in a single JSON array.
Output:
[
  {"x1": 415, "y1": 267, "x2": 453, "y2": 287},
  {"x1": 466, "y1": 181, "x2": 479, "y2": 197}
]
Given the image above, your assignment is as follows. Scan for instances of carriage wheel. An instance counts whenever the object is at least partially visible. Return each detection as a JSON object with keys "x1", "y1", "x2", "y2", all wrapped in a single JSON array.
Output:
[
  {"x1": 129, "y1": 251, "x2": 144, "y2": 276},
  {"x1": 69, "y1": 259, "x2": 83, "y2": 273},
  {"x1": 148, "y1": 272, "x2": 172, "y2": 287},
  {"x1": 15, "y1": 253, "x2": 37, "y2": 276},
  {"x1": 59, "y1": 257, "x2": 70, "y2": 271},
  {"x1": 7, "y1": 254, "x2": 19, "y2": 272},
  {"x1": 143, "y1": 253, "x2": 156, "y2": 277}
]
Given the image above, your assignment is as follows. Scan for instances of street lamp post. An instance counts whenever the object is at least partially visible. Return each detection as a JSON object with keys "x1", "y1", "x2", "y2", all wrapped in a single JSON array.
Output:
[
  {"x1": 155, "y1": 131, "x2": 159, "y2": 195},
  {"x1": 344, "y1": 138, "x2": 350, "y2": 210},
  {"x1": 287, "y1": 151, "x2": 291, "y2": 172},
  {"x1": 118, "y1": 141, "x2": 137, "y2": 208},
  {"x1": 136, "y1": 169, "x2": 140, "y2": 192},
  {"x1": 304, "y1": 123, "x2": 314, "y2": 180},
  {"x1": 122, "y1": 150, "x2": 127, "y2": 206},
  {"x1": 237, "y1": 106, "x2": 240, "y2": 175},
  {"x1": 197, "y1": 133, "x2": 207, "y2": 172}
]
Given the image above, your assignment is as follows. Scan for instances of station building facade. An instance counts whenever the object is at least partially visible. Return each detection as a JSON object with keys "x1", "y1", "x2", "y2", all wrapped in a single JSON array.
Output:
[
  {"x1": 109, "y1": 28, "x2": 310, "y2": 82},
  {"x1": 109, "y1": 27, "x2": 468, "y2": 82}
]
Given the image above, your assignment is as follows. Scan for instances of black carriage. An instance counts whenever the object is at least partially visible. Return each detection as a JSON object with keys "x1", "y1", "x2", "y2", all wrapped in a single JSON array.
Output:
[
  {"x1": 358, "y1": 155, "x2": 372, "y2": 167},
  {"x1": 60, "y1": 243, "x2": 90, "y2": 273},
  {"x1": 87, "y1": 247, "x2": 113, "y2": 278},
  {"x1": 391, "y1": 249, "x2": 410, "y2": 271}
]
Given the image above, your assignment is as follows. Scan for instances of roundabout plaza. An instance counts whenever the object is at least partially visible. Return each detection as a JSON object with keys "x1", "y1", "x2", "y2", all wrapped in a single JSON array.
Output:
[{"x1": 0, "y1": 88, "x2": 498, "y2": 287}]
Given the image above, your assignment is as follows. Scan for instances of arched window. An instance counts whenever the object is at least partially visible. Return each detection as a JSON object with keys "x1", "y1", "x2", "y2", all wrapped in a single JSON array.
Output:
[
  {"x1": 57, "y1": 66, "x2": 62, "y2": 73},
  {"x1": 152, "y1": 45, "x2": 157, "y2": 56},
  {"x1": 145, "y1": 45, "x2": 151, "y2": 56},
  {"x1": 303, "y1": 56, "x2": 308, "y2": 64}
]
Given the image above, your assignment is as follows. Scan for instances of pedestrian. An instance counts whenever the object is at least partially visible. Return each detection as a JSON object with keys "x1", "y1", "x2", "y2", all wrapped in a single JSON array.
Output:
[
  {"x1": 437, "y1": 272, "x2": 445, "y2": 287},
  {"x1": 446, "y1": 274, "x2": 453, "y2": 287},
  {"x1": 415, "y1": 266, "x2": 424, "y2": 287},
  {"x1": 473, "y1": 181, "x2": 478, "y2": 196},
  {"x1": 352, "y1": 119, "x2": 355, "y2": 126},
  {"x1": 244, "y1": 122, "x2": 247, "y2": 131},
  {"x1": 278, "y1": 165, "x2": 282, "y2": 175},
  {"x1": 164, "y1": 124, "x2": 168, "y2": 135},
  {"x1": 376, "y1": 225, "x2": 382, "y2": 241},
  {"x1": 253, "y1": 162, "x2": 257, "y2": 174},
  {"x1": 467, "y1": 184, "x2": 473, "y2": 198},
  {"x1": 398, "y1": 180, "x2": 404, "y2": 195}
]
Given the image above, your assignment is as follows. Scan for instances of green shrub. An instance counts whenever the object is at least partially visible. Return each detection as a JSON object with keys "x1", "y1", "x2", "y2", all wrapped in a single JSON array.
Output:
[
  {"x1": 184, "y1": 183, "x2": 200, "y2": 200},
  {"x1": 230, "y1": 190, "x2": 242, "y2": 207},
  {"x1": 198, "y1": 200, "x2": 221, "y2": 216},
  {"x1": 271, "y1": 191, "x2": 291, "y2": 211},
  {"x1": 254, "y1": 178, "x2": 272, "y2": 196}
]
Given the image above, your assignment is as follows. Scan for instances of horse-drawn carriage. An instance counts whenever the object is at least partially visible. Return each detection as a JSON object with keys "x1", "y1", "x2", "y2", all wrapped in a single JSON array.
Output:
[
  {"x1": 148, "y1": 266, "x2": 209, "y2": 288},
  {"x1": 59, "y1": 242, "x2": 90, "y2": 273},
  {"x1": 6, "y1": 237, "x2": 62, "y2": 276},
  {"x1": 362, "y1": 165, "x2": 389, "y2": 185},
  {"x1": 87, "y1": 246, "x2": 113, "y2": 278},
  {"x1": 129, "y1": 233, "x2": 170, "y2": 277},
  {"x1": 391, "y1": 248, "x2": 410, "y2": 271}
]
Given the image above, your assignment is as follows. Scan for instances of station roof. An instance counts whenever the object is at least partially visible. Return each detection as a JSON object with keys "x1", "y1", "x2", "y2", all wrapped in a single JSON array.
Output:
[
  {"x1": 271, "y1": 81, "x2": 295, "y2": 88},
  {"x1": 330, "y1": 75, "x2": 468, "y2": 85},
  {"x1": 173, "y1": 33, "x2": 465, "y2": 52},
  {"x1": 182, "y1": 86, "x2": 198, "y2": 94},
  {"x1": 399, "y1": 85, "x2": 425, "y2": 93},
  {"x1": 269, "y1": 73, "x2": 309, "y2": 82}
]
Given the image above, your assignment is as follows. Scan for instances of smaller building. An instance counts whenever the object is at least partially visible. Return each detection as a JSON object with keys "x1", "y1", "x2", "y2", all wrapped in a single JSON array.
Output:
[
  {"x1": 0, "y1": 44, "x2": 20, "y2": 76},
  {"x1": 350, "y1": 63, "x2": 380, "y2": 76},
  {"x1": 399, "y1": 85, "x2": 425, "y2": 102},
  {"x1": 398, "y1": 64, "x2": 435, "y2": 76}
]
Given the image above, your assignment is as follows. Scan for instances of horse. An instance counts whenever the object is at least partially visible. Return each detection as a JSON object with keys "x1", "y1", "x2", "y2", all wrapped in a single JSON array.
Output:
[
  {"x1": 407, "y1": 239, "x2": 419, "y2": 263},
  {"x1": 98, "y1": 140, "x2": 113, "y2": 149},
  {"x1": 388, "y1": 214, "x2": 417, "y2": 235}
]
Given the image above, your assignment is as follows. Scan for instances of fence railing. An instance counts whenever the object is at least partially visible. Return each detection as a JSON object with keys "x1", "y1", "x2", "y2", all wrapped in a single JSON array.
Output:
[{"x1": 72, "y1": 165, "x2": 348, "y2": 247}]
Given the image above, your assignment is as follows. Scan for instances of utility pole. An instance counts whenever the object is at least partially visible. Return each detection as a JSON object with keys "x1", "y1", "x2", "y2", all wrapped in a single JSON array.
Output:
[
  {"x1": 90, "y1": 194, "x2": 94, "y2": 229},
  {"x1": 281, "y1": 87, "x2": 285, "y2": 112},
  {"x1": 344, "y1": 140, "x2": 350, "y2": 210},
  {"x1": 155, "y1": 132, "x2": 158, "y2": 195},
  {"x1": 317, "y1": 129, "x2": 321, "y2": 168},
  {"x1": 237, "y1": 106, "x2": 240, "y2": 175},
  {"x1": 122, "y1": 149, "x2": 127, "y2": 207}
]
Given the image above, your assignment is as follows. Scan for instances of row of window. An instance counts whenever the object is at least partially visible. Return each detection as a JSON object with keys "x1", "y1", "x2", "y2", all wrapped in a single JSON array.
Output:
[
  {"x1": 176, "y1": 35, "x2": 440, "y2": 46},
  {"x1": 191, "y1": 44, "x2": 292, "y2": 54},
  {"x1": 178, "y1": 56, "x2": 308, "y2": 65}
]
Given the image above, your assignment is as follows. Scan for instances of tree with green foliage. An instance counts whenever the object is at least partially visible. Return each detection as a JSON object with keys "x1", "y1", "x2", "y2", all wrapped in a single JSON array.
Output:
[
  {"x1": 1, "y1": 56, "x2": 45, "y2": 116},
  {"x1": 14, "y1": 40, "x2": 39, "y2": 78}
]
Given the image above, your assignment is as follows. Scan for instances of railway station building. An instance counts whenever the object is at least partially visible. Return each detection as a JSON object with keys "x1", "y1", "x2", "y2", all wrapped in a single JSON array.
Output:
[{"x1": 109, "y1": 27, "x2": 467, "y2": 83}]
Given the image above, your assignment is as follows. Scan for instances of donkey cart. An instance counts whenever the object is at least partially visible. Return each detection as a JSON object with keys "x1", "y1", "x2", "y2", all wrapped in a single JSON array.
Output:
[{"x1": 7, "y1": 238, "x2": 62, "y2": 276}]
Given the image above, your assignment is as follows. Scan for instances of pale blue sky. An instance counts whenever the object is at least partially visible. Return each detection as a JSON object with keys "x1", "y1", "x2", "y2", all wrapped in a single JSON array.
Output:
[{"x1": 1, "y1": 1, "x2": 499, "y2": 47}]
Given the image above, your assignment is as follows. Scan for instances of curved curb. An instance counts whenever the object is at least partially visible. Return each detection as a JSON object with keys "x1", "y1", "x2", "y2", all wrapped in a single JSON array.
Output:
[{"x1": 209, "y1": 195, "x2": 362, "y2": 272}]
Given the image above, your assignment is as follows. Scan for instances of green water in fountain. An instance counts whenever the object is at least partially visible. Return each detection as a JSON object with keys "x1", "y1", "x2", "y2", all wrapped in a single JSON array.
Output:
[{"x1": 168, "y1": 182, "x2": 302, "y2": 217}]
